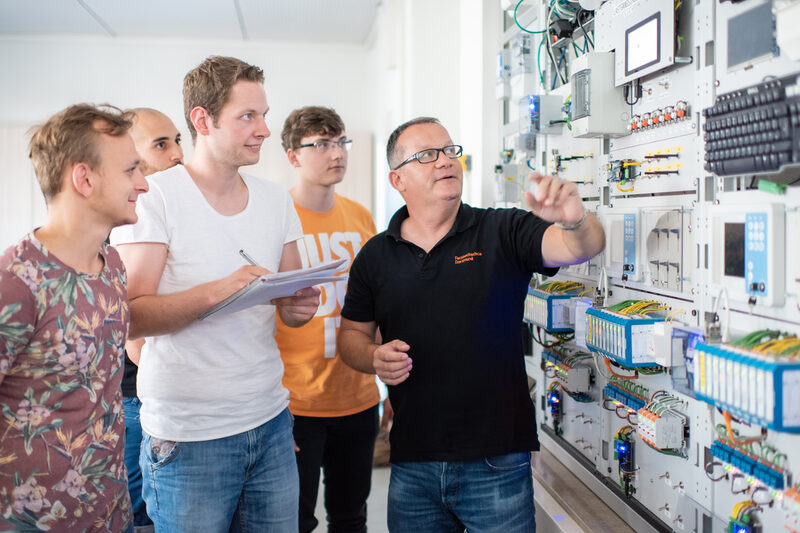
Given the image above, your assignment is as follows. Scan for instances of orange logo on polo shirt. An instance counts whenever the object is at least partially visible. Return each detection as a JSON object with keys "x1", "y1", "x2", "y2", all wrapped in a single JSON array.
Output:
[{"x1": 454, "y1": 252, "x2": 482, "y2": 264}]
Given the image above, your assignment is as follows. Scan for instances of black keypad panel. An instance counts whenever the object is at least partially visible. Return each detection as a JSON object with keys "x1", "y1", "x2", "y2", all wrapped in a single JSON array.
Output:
[{"x1": 703, "y1": 74, "x2": 800, "y2": 176}]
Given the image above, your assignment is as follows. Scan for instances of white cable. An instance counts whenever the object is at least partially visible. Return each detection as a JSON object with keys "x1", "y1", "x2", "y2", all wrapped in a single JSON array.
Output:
[
  {"x1": 713, "y1": 287, "x2": 731, "y2": 342},
  {"x1": 593, "y1": 353, "x2": 613, "y2": 380},
  {"x1": 597, "y1": 266, "x2": 609, "y2": 302}
]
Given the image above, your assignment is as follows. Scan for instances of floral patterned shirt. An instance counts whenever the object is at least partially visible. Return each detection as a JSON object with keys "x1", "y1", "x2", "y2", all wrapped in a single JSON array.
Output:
[{"x1": 0, "y1": 233, "x2": 131, "y2": 532}]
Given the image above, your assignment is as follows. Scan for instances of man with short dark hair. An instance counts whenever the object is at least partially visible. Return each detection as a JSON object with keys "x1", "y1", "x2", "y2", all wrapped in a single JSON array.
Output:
[
  {"x1": 276, "y1": 106, "x2": 380, "y2": 533},
  {"x1": 0, "y1": 103, "x2": 149, "y2": 532},
  {"x1": 121, "y1": 107, "x2": 184, "y2": 532},
  {"x1": 111, "y1": 56, "x2": 320, "y2": 532},
  {"x1": 339, "y1": 117, "x2": 606, "y2": 532}
]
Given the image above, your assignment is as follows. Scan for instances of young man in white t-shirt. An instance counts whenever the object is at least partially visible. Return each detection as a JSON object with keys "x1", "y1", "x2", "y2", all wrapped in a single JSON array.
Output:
[{"x1": 111, "y1": 56, "x2": 320, "y2": 533}]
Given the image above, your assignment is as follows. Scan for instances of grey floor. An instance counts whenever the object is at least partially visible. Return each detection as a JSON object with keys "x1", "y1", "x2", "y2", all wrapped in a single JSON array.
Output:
[{"x1": 312, "y1": 465, "x2": 391, "y2": 532}]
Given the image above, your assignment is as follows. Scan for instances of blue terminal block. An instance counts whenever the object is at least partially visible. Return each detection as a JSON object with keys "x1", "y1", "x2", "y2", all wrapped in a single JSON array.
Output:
[
  {"x1": 585, "y1": 308, "x2": 662, "y2": 367},
  {"x1": 525, "y1": 288, "x2": 577, "y2": 332},
  {"x1": 603, "y1": 383, "x2": 646, "y2": 411},
  {"x1": 710, "y1": 440, "x2": 786, "y2": 490},
  {"x1": 693, "y1": 342, "x2": 800, "y2": 433},
  {"x1": 541, "y1": 349, "x2": 563, "y2": 366}
]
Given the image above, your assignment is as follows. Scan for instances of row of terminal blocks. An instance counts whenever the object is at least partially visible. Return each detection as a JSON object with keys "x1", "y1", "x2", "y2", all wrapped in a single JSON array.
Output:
[
  {"x1": 585, "y1": 308, "x2": 662, "y2": 368},
  {"x1": 525, "y1": 289, "x2": 575, "y2": 332},
  {"x1": 636, "y1": 405, "x2": 685, "y2": 450},
  {"x1": 603, "y1": 382, "x2": 647, "y2": 411},
  {"x1": 709, "y1": 439, "x2": 787, "y2": 490},
  {"x1": 629, "y1": 101, "x2": 690, "y2": 131},
  {"x1": 541, "y1": 349, "x2": 592, "y2": 393},
  {"x1": 692, "y1": 342, "x2": 800, "y2": 432},
  {"x1": 786, "y1": 487, "x2": 800, "y2": 533}
]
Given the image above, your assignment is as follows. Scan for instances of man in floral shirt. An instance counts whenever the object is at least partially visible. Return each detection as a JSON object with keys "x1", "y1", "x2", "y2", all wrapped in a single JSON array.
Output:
[{"x1": 0, "y1": 103, "x2": 149, "y2": 532}]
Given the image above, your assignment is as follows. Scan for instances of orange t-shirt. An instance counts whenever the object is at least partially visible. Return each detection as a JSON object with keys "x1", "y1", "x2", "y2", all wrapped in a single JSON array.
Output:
[{"x1": 276, "y1": 194, "x2": 380, "y2": 417}]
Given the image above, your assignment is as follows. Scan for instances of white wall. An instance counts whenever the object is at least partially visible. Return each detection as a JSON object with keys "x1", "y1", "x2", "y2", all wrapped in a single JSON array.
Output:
[
  {"x1": 0, "y1": 2, "x2": 499, "y2": 246},
  {"x1": 365, "y1": 0, "x2": 499, "y2": 229},
  {"x1": 0, "y1": 35, "x2": 375, "y2": 248}
]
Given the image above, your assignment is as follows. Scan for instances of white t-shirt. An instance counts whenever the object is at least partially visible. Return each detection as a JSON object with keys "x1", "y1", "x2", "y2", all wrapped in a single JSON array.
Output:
[{"x1": 111, "y1": 165, "x2": 302, "y2": 441}]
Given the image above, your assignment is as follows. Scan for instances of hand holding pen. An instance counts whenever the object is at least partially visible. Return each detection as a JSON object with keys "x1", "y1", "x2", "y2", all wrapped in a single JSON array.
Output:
[{"x1": 239, "y1": 249, "x2": 320, "y2": 325}]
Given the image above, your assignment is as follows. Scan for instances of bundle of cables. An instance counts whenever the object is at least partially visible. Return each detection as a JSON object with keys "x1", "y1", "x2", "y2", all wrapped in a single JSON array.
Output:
[
  {"x1": 530, "y1": 324, "x2": 574, "y2": 348},
  {"x1": 752, "y1": 334, "x2": 800, "y2": 359},
  {"x1": 728, "y1": 500, "x2": 760, "y2": 532},
  {"x1": 537, "y1": 280, "x2": 590, "y2": 294},
  {"x1": 606, "y1": 299, "x2": 668, "y2": 316},
  {"x1": 513, "y1": 0, "x2": 594, "y2": 89},
  {"x1": 608, "y1": 375, "x2": 650, "y2": 402}
]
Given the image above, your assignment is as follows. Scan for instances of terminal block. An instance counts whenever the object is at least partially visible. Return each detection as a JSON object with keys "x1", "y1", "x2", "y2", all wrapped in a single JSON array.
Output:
[
  {"x1": 637, "y1": 404, "x2": 686, "y2": 450},
  {"x1": 693, "y1": 342, "x2": 800, "y2": 432},
  {"x1": 785, "y1": 486, "x2": 800, "y2": 533},
  {"x1": 526, "y1": 288, "x2": 578, "y2": 332},
  {"x1": 710, "y1": 440, "x2": 787, "y2": 490},
  {"x1": 542, "y1": 349, "x2": 592, "y2": 393},
  {"x1": 629, "y1": 101, "x2": 689, "y2": 131},
  {"x1": 585, "y1": 307, "x2": 662, "y2": 367},
  {"x1": 604, "y1": 382, "x2": 647, "y2": 411}
]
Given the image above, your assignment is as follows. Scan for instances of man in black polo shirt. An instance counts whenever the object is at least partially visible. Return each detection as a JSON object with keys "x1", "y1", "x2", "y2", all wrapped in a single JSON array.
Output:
[{"x1": 338, "y1": 117, "x2": 605, "y2": 532}]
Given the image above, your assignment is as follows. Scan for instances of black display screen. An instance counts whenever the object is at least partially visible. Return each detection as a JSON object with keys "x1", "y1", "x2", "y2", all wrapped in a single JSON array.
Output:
[{"x1": 724, "y1": 222, "x2": 745, "y2": 278}]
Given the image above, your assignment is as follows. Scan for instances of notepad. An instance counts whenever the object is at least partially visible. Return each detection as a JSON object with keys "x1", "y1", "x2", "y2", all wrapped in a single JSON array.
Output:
[{"x1": 198, "y1": 258, "x2": 348, "y2": 320}]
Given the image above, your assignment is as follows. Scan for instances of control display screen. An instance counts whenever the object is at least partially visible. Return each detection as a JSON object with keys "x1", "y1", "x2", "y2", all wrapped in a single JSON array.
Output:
[
  {"x1": 724, "y1": 222, "x2": 745, "y2": 278},
  {"x1": 625, "y1": 13, "x2": 661, "y2": 76}
]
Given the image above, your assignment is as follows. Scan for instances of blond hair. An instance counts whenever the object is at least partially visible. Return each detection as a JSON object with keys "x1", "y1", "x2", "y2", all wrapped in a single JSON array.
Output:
[{"x1": 28, "y1": 103, "x2": 134, "y2": 201}]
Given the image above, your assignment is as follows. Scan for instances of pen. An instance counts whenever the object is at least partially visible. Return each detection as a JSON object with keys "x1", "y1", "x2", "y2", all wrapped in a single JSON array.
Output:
[{"x1": 239, "y1": 249, "x2": 261, "y2": 267}]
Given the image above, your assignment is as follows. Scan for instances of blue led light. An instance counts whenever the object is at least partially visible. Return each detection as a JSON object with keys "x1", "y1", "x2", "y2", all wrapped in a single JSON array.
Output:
[{"x1": 687, "y1": 332, "x2": 703, "y2": 351}]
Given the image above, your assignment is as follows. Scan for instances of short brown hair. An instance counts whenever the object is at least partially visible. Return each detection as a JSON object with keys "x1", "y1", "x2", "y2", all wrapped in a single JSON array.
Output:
[
  {"x1": 280, "y1": 106, "x2": 345, "y2": 152},
  {"x1": 183, "y1": 56, "x2": 265, "y2": 141},
  {"x1": 28, "y1": 104, "x2": 134, "y2": 202},
  {"x1": 386, "y1": 117, "x2": 440, "y2": 169}
]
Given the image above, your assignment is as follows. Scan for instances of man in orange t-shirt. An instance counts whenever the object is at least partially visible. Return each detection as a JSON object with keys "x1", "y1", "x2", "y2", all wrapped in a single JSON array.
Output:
[{"x1": 275, "y1": 106, "x2": 380, "y2": 533}]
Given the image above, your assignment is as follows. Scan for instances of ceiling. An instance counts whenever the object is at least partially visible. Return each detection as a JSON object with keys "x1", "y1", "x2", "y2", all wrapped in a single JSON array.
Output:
[{"x1": 0, "y1": 0, "x2": 381, "y2": 44}]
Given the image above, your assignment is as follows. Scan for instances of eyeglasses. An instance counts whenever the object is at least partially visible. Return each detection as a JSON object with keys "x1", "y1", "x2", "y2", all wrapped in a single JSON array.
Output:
[
  {"x1": 296, "y1": 139, "x2": 353, "y2": 152},
  {"x1": 393, "y1": 145, "x2": 463, "y2": 170}
]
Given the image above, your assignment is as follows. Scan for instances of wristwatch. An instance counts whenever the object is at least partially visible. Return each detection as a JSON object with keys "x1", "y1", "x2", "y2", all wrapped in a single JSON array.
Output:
[{"x1": 555, "y1": 208, "x2": 587, "y2": 231}]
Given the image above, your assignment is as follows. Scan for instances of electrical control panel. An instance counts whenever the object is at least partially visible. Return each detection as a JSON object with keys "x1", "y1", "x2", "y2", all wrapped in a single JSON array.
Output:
[
  {"x1": 708, "y1": 202, "x2": 786, "y2": 307},
  {"x1": 595, "y1": 0, "x2": 677, "y2": 86},
  {"x1": 499, "y1": 0, "x2": 800, "y2": 530},
  {"x1": 570, "y1": 51, "x2": 630, "y2": 137}
]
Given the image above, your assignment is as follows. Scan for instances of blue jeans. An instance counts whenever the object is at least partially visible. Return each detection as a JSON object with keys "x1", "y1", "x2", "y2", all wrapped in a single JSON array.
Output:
[
  {"x1": 123, "y1": 397, "x2": 152, "y2": 527},
  {"x1": 387, "y1": 452, "x2": 535, "y2": 533},
  {"x1": 140, "y1": 408, "x2": 298, "y2": 533}
]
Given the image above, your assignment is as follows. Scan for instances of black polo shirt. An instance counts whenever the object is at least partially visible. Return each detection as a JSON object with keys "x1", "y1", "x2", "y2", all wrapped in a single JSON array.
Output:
[{"x1": 341, "y1": 202, "x2": 558, "y2": 462}]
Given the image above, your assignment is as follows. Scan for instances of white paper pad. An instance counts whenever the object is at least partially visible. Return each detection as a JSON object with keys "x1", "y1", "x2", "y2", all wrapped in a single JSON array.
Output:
[{"x1": 198, "y1": 258, "x2": 347, "y2": 320}]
